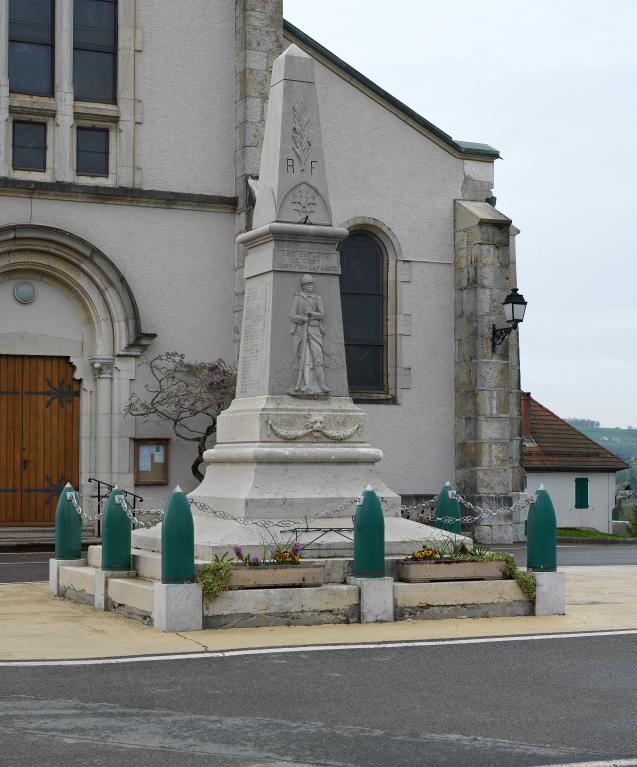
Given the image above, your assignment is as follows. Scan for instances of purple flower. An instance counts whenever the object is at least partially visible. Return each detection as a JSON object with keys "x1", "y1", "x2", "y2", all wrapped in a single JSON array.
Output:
[
  {"x1": 233, "y1": 545, "x2": 243, "y2": 558},
  {"x1": 249, "y1": 555, "x2": 260, "y2": 567},
  {"x1": 290, "y1": 541, "x2": 302, "y2": 555}
]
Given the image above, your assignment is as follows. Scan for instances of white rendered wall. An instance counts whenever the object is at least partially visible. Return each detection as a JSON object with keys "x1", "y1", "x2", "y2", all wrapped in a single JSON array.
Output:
[
  {"x1": 525, "y1": 472, "x2": 615, "y2": 533},
  {"x1": 134, "y1": 0, "x2": 236, "y2": 195},
  {"x1": 0, "y1": 278, "x2": 84, "y2": 349},
  {"x1": 0, "y1": 196, "x2": 235, "y2": 496},
  {"x1": 0, "y1": 20, "x2": 499, "y2": 506},
  {"x1": 310, "y1": 57, "x2": 469, "y2": 495}
]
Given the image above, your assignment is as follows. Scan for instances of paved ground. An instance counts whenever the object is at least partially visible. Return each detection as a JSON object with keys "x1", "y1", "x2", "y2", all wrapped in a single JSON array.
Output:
[
  {"x1": 2, "y1": 567, "x2": 637, "y2": 661},
  {"x1": 496, "y1": 544, "x2": 637, "y2": 568},
  {"x1": 1, "y1": 633, "x2": 637, "y2": 766},
  {"x1": 3, "y1": 567, "x2": 637, "y2": 765},
  {"x1": 0, "y1": 551, "x2": 51, "y2": 583}
]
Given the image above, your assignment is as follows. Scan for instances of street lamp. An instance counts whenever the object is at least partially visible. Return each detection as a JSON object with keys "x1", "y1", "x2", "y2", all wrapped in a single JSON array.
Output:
[{"x1": 492, "y1": 288, "x2": 528, "y2": 352}]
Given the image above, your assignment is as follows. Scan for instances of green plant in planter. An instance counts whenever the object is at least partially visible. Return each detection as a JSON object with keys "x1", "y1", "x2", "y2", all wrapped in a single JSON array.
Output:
[
  {"x1": 197, "y1": 553, "x2": 233, "y2": 601},
  {"x1": 473, "y1": 550, "x2": 537, "y2": 601},
  {"x1": 438, "y1": 542, "x2": 537, "y2": 602}
]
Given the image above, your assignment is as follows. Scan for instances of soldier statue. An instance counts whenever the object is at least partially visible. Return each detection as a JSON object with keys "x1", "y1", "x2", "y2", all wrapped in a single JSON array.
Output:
[{"x1": 289, "y1": 274, "x2": 330, "y2": 395}]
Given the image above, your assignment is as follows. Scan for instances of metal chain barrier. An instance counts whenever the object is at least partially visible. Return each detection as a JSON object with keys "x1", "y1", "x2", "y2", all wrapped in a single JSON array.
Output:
[
  {"x1": 401, "y1": 491, "x2": 535, "y2": 526},
  {"x1": 67, "y1": 492, "x2": 165, "y2": 529},
  {"x1": 117, "y1": 495, "x2": 164, "y2": 529},
  {"x1": 190, "y1": 497, "x2": 357, "y2": 530},
  {"x1": 67, "y1": 485, "x2": 535, "y2": 531}
]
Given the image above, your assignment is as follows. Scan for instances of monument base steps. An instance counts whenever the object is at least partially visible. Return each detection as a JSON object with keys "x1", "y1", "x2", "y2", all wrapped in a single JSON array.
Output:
[{"x1": 53, "y1": 555, "x2": 538, "y2": 630}]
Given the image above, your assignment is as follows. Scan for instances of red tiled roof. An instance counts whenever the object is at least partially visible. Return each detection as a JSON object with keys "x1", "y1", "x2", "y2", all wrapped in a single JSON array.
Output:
[{"x1": 521, "y1": 393, "x2": 629, "y2": 473}]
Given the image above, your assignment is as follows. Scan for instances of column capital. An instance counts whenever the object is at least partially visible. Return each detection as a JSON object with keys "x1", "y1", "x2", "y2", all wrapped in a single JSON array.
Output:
[{"x1": 90, "y1": 356, "x2": 115, "y2": 379}]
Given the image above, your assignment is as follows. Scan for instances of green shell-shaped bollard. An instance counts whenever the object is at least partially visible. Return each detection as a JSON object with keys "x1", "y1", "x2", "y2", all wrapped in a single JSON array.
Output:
[
  {"x1": 55, "y1": 483, "x2": 82, "y2": 560},
  {"x1": 352, "y1": 486, "x2": 385, "y2": 578},
  {"x1": 161, "y1": 487, "x2": 195, "y2": 584},
  {"x1": 434, "y1": 482, "x2": 461, "y2": 535},
  {"x1": 101, "y1": 489, "x2": 132, "y2": 572},
  {"x1": 527, "y1": 485, "x2": 557, "y2": 572}
]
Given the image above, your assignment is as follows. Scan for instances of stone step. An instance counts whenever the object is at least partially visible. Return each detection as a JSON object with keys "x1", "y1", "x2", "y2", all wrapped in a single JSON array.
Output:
[
  {"x1": 56, "y1": 561, "x2": 155, "y2": 623},
  {"x1": 108, "y1": 577, "x2": 154, "y2": 620}
]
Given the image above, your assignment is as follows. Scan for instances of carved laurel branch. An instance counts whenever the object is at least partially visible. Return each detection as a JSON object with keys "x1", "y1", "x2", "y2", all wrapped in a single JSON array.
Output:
[
  {"x1": 291, "y1": 186, "x2": 317, "y2": 220},
  {"x1": 266, "y1": 415, "x2": 360, "y2": 442},
  {"x1": 291, "y1": 93, "x2": 311, "y2": 171}
]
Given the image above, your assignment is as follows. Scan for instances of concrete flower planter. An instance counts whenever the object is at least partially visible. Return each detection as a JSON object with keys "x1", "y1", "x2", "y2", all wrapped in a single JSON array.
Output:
[
  {"x1": 228, "y1": 563, "x2": 325, "y2": 589},
  {"x1": 396, "y1": 559, "x2": 507, "y2": 583}
]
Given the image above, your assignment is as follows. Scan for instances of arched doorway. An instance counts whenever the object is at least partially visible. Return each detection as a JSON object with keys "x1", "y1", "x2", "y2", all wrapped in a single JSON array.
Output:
[{"x1": 0, "y1": 225, "x2": 155, "y2": 526}]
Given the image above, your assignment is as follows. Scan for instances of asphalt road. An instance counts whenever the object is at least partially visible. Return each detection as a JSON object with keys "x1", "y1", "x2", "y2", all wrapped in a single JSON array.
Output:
[
  {"x1": 3, "y1": 545, "x2": 637, "y2": 583},
  {"x1": 0, "y1": 551, "x2": 51, "y2": 583},
  {"x1": 1, "y1": 634, "x2": 637, "y2": 766},
  {"x1": 494, "y1": 544, "x2": 637, "y2": 568}
]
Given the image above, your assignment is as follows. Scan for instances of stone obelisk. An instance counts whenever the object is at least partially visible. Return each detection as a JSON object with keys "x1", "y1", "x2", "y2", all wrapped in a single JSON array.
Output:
[{"x1": 190, "y1": 44, "x2": 400, "y2": 519}]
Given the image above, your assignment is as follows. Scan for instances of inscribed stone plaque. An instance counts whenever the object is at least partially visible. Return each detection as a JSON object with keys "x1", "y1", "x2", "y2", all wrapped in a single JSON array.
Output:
[
  {"x1": 273, "y1": 249, "x2": 340, "y2": 274},
  {"x1": 237, "y1": 278, "x2": 272, "y2": 396}
]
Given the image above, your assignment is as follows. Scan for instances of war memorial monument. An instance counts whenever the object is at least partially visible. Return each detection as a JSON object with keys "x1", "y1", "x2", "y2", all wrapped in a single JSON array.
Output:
[{"x1": 133, "y1": 44, "x2": 458, "y2": 559}]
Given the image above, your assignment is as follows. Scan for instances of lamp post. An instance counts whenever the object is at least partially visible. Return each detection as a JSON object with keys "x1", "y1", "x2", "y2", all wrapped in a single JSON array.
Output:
[{"x1": 492, "y1": 287, "x2": 528, "y2": 352}]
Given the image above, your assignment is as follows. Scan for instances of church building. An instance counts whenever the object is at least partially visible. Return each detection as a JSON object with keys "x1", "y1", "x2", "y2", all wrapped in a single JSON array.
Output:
[{"x1": 0, "y1": 1, "x2": 525, "y2": 542}]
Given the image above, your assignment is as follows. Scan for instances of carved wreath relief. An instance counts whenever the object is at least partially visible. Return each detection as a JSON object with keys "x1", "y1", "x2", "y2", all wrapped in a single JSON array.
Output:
[
  {"x1": 266, "y1": 414, "x2": 360, "y2": 442},
  {"x1": 289, "y1": 274, "x2": 329, "y2": 396}
]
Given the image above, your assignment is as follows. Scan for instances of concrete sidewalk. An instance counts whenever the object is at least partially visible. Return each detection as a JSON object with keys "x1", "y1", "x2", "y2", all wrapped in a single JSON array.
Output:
[{"x1": 1, "y1": 567, "x2": 637, "y2": 662}]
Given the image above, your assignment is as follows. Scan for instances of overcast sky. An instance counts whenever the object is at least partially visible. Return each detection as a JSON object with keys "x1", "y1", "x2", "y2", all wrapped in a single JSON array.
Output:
[{"x1": 284, "y1": 0, "x2": 637, "y2": 428}]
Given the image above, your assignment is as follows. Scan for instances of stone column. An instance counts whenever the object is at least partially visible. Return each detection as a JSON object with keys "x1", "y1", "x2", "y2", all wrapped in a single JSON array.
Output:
[
  {"x1": 0, "y1": 0, "x2": 9, "y2": 178},
  {"x1": 454, "y1": 201, "x2": 524, "y2": 544},
  {"x1": 117, "y1": 0, "x2": 136, "y2": 187},
  {"x1": 54, "y1": 0, "x2": 74, "y2": 182},
  {"x1": 90, "y1": 357, "x2": 115, "y2": 484},
  {"x1": 234, "y1": 0, "x2": 284, "y2": 352}
]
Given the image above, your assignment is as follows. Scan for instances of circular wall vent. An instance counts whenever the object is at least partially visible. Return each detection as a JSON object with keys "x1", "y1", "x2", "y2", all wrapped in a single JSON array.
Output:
[{"x1": 14, "y1": 281, "x2": 37, "y2": 304}]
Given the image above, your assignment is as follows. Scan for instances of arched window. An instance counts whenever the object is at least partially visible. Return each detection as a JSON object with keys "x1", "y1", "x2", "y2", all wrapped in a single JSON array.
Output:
[{"x1": 339, "y1": 231, "x2": 387, "y2": 394}]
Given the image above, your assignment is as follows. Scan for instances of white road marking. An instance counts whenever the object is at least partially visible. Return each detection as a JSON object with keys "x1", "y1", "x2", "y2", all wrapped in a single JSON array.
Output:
[
  {"x1": 2, "y1": 628, "x2": 637, "y2": 667},
  {"x1": 532, "y1": 760, "x2": 637, "y2": 767}
]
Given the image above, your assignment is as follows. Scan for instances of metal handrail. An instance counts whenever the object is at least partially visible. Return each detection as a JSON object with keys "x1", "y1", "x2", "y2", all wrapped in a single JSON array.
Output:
[{"x1": 87, "y1": 477, "x2": 144, "y2": 535}]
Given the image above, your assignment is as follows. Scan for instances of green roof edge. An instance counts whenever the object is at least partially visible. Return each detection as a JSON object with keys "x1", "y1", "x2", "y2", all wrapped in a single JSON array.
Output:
[{"x1": 283, "y1": 19, "x2": 500, "y2": 160}]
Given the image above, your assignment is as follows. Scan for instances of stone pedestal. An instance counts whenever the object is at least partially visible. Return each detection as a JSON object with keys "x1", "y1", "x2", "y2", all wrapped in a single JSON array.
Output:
[
  {"x1": 534, "y1": 571, "x2": 566, "y2": 616},
  {"x1": 49, "y1": 558, "x2": 85, "y2": 596},
  {"x1": 347, "y1": 576, "x2": 394, "y2": 623},
  {"x1": 153, "y1": 583, "x2": 203, "y2": 632},
  {"x1": 191, "y1": 394, "x2": 400, "y2": 519}
]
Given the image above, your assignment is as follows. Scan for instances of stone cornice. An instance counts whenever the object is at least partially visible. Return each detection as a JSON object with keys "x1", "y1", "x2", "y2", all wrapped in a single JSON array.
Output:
[{"x1": 0, "y1": 178, "x2": 238, "y2": 212}]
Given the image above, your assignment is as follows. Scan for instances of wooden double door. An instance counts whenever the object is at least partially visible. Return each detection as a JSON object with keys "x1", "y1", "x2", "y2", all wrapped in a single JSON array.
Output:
[{"x1": 0, "y1": 355, "x2": 80, "y2": 527}]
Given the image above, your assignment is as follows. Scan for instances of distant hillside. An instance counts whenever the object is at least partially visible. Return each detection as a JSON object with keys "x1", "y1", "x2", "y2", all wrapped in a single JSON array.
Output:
[
  {"x1": 565, "y1": 421, "x2": 637, "y2": 489},
  {"x1": 565, "y1": 424, "x2": 637, "y2": 463}
]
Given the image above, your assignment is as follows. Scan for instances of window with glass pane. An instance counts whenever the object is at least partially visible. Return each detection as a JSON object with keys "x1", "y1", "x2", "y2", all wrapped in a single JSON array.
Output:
[
  {"x1": 77, "y1": 127, "x2": 109, "y2": 176},
  {"x1": 13, "y1": 122, "x2": 47, "y2": 171},
  {"x1": 339, "y1": 232, "x2": 386, "y2": 392},
  {"x1": 74, "y1": 0, "x2": 117, "y2": 102},
  {"x1": 9, "y1": 0, "x2": 55, "y2": 96}
]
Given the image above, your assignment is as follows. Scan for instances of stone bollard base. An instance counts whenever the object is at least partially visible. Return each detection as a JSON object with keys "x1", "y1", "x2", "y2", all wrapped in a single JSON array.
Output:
[
  {"x1": 347, "y1": 576, "x2": 394, "y2": 623},
  {"x1": 154, "y1": 582, "x2": 203, "y2": 632},
  {"x1": 533, "y1": 571, "x2": 566, "y2": 616},
  {"x1": 49, "y1": 558, "x2": 85, "y2": 595},
  {"x1": 94, "y1": 570, "x2": 136, "y2": 611}
]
